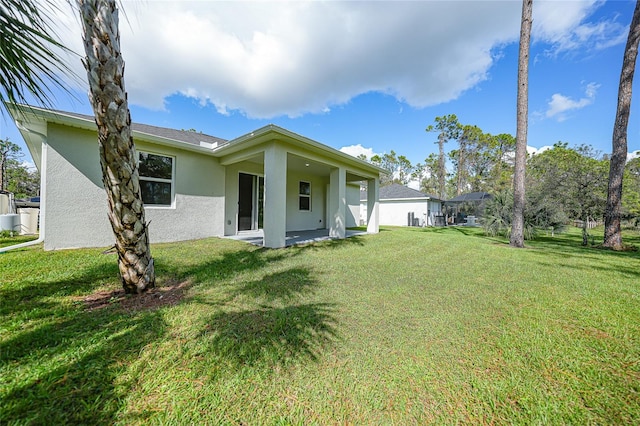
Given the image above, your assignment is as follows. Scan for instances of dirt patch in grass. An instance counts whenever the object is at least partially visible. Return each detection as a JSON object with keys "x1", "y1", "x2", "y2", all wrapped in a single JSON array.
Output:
[
  {"x1": 561, "y1": 322, "x2": 612, "y2": 340},
  {"x1": 80, "y1": 279, "x2": 191, "y2": 312}
]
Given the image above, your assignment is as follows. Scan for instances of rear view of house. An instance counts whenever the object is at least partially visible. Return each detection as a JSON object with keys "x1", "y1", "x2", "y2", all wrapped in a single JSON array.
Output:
[{"x1": 8, "y1": 104, "x2": 382, "y2": 250}]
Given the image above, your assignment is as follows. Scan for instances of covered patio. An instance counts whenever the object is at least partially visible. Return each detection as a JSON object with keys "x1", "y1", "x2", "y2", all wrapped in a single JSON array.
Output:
[{"x1": 217, "y1": 125, "x2": 382, "y2": 248}]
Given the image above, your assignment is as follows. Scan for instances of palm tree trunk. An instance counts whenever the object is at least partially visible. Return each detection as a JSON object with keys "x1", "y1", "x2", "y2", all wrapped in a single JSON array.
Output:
[
  {"x1": 510, "y1": 0, "x2": 532, "y2": 248},
  {"x1": 603, "y1": 0, "x2": 640, "y2": 250},
  {"x1": 79, "y1": 0, "x2": 155, "y2": 293}
]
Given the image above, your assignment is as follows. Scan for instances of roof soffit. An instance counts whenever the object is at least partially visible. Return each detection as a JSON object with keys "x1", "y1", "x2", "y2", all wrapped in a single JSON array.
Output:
[{"x1": 215, "y1": 124, "x2": 384, "y2": 178}]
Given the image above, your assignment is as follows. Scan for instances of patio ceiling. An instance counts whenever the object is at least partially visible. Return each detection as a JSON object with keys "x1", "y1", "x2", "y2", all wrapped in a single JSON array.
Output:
[{"x1": 227, "y1": 152, "x2": 369, "y2": 182}]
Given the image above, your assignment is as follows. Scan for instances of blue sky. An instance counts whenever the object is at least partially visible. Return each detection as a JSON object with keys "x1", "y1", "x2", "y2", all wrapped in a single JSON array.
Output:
[{"x1": 1, "y1": 0, "x2": 638, "y2": 169}]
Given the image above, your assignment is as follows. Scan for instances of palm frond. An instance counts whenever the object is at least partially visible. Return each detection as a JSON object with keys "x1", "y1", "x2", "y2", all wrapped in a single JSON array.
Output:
[{"x1": 0, "y1": 0, "x2": 78, "y2": 109}]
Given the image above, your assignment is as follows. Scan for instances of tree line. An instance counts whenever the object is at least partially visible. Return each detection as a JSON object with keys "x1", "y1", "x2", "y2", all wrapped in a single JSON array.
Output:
[
  {"x1": 0, "y1": 138, "x2": 39, "y2": 199},
  {"x1": 362, "y1": 114, "x2": 516, "y2": 200},
  {"x1": 360, "y1": 116, "x2": 640, "y2": 245}
]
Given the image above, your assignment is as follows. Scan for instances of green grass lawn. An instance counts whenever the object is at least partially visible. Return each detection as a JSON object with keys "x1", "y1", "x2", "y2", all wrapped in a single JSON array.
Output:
[{"x1": 1, "y1": 227, "x2": 639, "y2": 424}]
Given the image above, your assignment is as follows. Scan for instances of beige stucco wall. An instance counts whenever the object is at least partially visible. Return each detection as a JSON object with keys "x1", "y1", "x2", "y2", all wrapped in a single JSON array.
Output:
[
  {"x1": 346, "y1": 184, "x2": 360, "y2": 228},
  {"x1": 286, "y1": 170, "x2": 327, "y2": 231},
  {"x1": 136, "y1": 140, "x2": 225, "y2": 243},
  {"x1": 44, "y1": 125, "x2": 112, "y2": 249},
  {"x1": 43, "y1": 124, "x2": 225, "y2": 250}
]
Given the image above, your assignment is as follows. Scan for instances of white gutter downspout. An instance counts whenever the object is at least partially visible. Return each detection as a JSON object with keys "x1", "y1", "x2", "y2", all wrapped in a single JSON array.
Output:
[{"x1": 0, "y1": 131, "x2": 47, "y2": 253}]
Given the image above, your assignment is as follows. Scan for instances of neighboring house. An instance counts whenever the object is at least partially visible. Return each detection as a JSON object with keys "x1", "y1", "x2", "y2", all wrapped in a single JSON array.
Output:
[
  {"x1": 360, "y1": 183, "x2": 442, "y2": 227},
  {"x1": 8, "y1": 104, "x2": 382, "y2": 249}
]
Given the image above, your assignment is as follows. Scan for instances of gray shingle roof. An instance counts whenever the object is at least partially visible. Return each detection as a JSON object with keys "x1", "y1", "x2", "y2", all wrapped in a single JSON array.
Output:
[
  {"x1": 361, "y1": 183, "x2": 441, "y2": 201},
  {"x1": 445, "y1": 192, "x2": 492, "y2": 204},
  {"x1": 54, "y1": 109, "x2": 227, "y2": 147}
]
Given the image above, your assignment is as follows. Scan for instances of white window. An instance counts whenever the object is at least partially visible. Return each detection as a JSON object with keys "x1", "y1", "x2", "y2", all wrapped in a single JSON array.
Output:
[
  {"x1": 138, "y1": 152, "x2": 174, "y2": 207},
  {"x1": 299, "y1": 181, "x2": 311, "y2": 211}
]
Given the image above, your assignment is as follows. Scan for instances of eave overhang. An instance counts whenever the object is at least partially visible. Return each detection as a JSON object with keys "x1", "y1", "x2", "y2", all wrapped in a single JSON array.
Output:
[
  {"x1": 7, "y1": 105, "x2": 384, "y2": 181},
  {"x1": 215, "y1": 124, "x2": 385, "y2": 179}
]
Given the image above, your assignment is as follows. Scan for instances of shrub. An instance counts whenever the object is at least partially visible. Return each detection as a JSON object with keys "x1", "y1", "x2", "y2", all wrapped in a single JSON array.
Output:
[{"x1": 482, "y1": 190, "x2": 566, "y2": 240}]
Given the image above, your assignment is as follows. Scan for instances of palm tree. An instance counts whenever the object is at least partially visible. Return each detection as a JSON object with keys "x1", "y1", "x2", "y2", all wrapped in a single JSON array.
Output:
[
  {"x1": 603, "y1": 0, "x2": 640, "y2": 250},
  {"x1": 1, "y1": 0, "x2": 155, "y2": 293},
  {"x1": 510, "y1": 0, "x2": 533, "y2": 248},
  {"x1": 0, "y1": 0, "x2": 73, "y2": 108},
  {"x1": 78, "y1": 0, "x2": 155, "y2": 293}
]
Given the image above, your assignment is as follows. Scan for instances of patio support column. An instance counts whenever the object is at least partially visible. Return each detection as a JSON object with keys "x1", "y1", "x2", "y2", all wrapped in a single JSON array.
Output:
[
  {"x1": 366, "y1": 178, "x2": 379, "y2": 233},
  {"x1": 329, "y1": 166, "x2": 346, "y2": 239},
  {"x1": 263, "y1": 143, "x2": 287, "y2": 248}
]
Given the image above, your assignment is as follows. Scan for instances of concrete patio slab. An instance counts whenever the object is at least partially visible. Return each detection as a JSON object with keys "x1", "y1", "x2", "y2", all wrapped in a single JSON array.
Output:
[{"x1": 224, "y1": 229, "x2": 367, "y2": 247}]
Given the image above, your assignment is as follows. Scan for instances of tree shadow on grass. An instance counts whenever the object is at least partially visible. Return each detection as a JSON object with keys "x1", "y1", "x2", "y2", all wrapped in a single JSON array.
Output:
[
  {"x1": 2, "y1": 239, "x2": 340, "y2": 423},
  {"x1": 525, "y1": 233, "x2": 640, "y2": 276},
  {"x1": 155, "y1": 245, "x2": 298, "y2": 290},
  {"x1": 424, "y1": 225, "x2": 640, "y2": 260},
  {"x1": 449, "y1": 228, "x2": 640, "y2": 277},
  {"x1": 229, "y1": 267, "x2": 318, "y2": 303},
  {"x1": 448, "y1": 226, "x2": 481, "y2": 236},
  {"x1": 1, "y1": 306, "x2": 168, "y2": 424},
  {"x1": 201, "y1": 302, "x2": 338, "y2": 368},
  {"x1": 532, "y1": 232, "x2": 639, "y2": 254},
  {"x1": 531, "y1": 257, "x2": 640, "y2": 279},
  {"x1": 420, "y1": 226, "x2": 482, "y2": 236},
  {"x1": 0, "y1": 260, "x2": 121, "y2": 319},
  {"x1": 192, "y1": 264, "x2": 339, "y2": 370}
]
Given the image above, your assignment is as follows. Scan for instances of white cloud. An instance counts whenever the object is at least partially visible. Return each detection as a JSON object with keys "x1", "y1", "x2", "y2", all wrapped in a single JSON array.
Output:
[
  {"x1": 407, "y1": 180, "x2": 421, "y2": 191},
  {"x1": 527, "y1": 145, "x2": 553, "y2": 156},
  {"x1": 340, "y1": 144, "x2": 376, "y2": 160},
  {"x1": 502, "y1": 145, "x2": 550, "y2": 163},
  {"x1": 545, "y1": 82, "x2": 600, "y2": 122},
  {"x1": 533, "y1": 0, "x2": 627, "y2": 55},
  {"x1": 45, "y1": 1, "x2": 624, "y2": 119},
  {"x1": 628, "y1": 151, "x2": 640, "y2": 161},
  {"x1": 20, "y1": 161, "x2": 37, "y2": 172}
]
